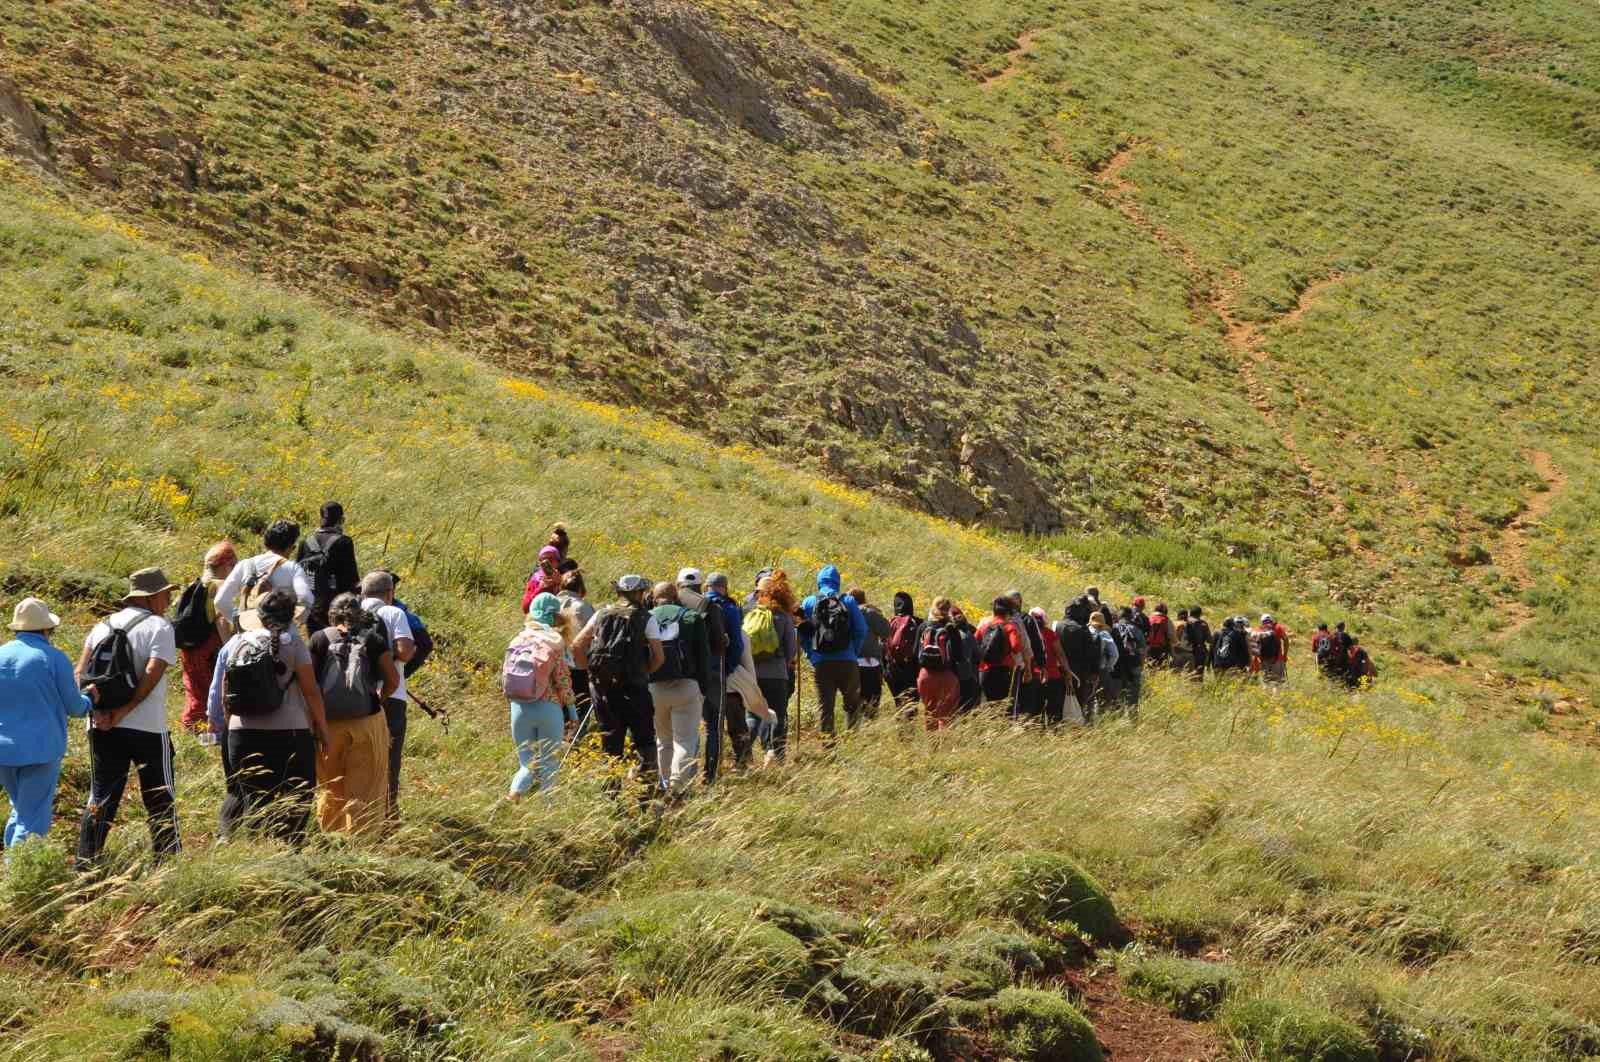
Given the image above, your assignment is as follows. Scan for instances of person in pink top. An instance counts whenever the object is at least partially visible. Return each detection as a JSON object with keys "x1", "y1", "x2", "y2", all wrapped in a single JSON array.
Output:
[{"x1": 521, "y1": 544, "x2": 563, "y2": 614}]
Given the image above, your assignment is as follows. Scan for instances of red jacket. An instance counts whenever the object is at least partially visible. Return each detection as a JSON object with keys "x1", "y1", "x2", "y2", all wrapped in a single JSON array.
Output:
[{"x1": 975, "y1": 616, "x2": 1024, "y2": 672}]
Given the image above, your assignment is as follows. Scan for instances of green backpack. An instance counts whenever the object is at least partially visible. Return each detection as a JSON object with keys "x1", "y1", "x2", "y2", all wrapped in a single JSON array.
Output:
[{"x1": 743, "y1": 606, "x2": 780, "y2": 659}]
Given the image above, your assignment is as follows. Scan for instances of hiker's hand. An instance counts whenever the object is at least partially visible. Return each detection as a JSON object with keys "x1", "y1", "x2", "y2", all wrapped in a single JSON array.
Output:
[
  {"x1": 92, "y1": 709, "x2": 114, "y2": 731},
  {"x1": 86, "y1": 685, "x2": 100, "y2": 705}
]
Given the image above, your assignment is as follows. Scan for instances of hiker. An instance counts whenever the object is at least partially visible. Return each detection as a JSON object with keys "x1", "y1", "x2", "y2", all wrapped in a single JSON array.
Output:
[
  {"x1": 310, "y1": 593, "x2": 397, "y2": 835},
  {"x1": 1184, "y1": 606, "x2": 1213, "y2": 680},
  {"x1": 746, "y1": 571, "x2": 798, "y2": 764},
  {"x1": 559, "y1": 569, "x2": 595, "y2": 733},
  {"x1": 359, "y1": 571, "x2": 417, "y2": 821},
  {"x1": 75, "y1": 567, "x2": 182, "y2": 868},
  {"x1": 974, "y1": 597, "x2": 1025, "y2": 707},
  {"x1": 213, "y1": 519, "x2": 314, "y2": 636},
  {"x1": 648, "y1": 582, "x2": 710, "y2": 795},
  {"x1": 915, "y1": 598, "x2": 963, "y2": 729},
  {"x1": 1347, "y1": 637, "x2": 1377, "y2": 689},
  {"x1": 0, "y1": 598, "x2": 95, "y2": 852},
  {"x1": 1131, "y1": 597, "x2": 1152, "y2": 636},
  {"x1": 213, "y1": 588, "x2": 331, "y2": 846},
  {"x1": 675, "y1": 569, "x2": 731, "y2": 778},
  {"x1": 703, "y1": 573, "x2": 752, "y2": 777},
  {"x1": 1056, "y1": 599, "x2": 1100, "y2": 722},
  {"x1": 1324, "y1": 622, "x2": 1352, "y2": 683},
  {"x1": 548, "y1": 523, "x2": 571, "y2": 562},
  {"x1": 799, "y1": 564, "x2": 868, "y2": 736},
  {"x1": 948, "y1": 606, "x2": 982, "y2": 713},
  {"x1": 1008, "y1": 591, "x2": 1043, "y2": 716},
  {"x1": 1113, "y1": 607, "x2": 1148, "y2": 710},
  {"x1": 297, "y1": 502, "x2": 360, "y2": 633},
  {"x1": 1087, "y1": 612, "x2": 1121, "y2": 711},
  {"x1": 1255, "y1": 613, "x2": 1288, "y2": 686},
  {"x1": 884, "y1": 592, "x2": 923, "y2": 709},
  {"x1": 852, "y1": 587, "x2": 891, "y2": 719},
  {"x1": 1212, "y1": 616, "x2": 1249, "y2": 674},
  {"x1": 1312, "y1": 622, "x2": 1333, "y2": 676},
  {"x1": 520, "y1": 544, "x2": 563, "y2": 614},
  {"x1": 573, "y1": 575, "x2": 662, "y2": 787},
  {"x1": 1170, "y1": 608, "x2": 1194, "y2": 673},
  {"x1": 502, "y1": 592, "x2": 578, "y2": 799},
  {"x1": 176, "y1": 540, "x2": 236, "y2": 735},
  {"x1": 1146, "y1": 603, "x2": 1174, "y2": 669},
  {"x1": 1031, "y1": 607, "x2": 1078, "y2": 725}
]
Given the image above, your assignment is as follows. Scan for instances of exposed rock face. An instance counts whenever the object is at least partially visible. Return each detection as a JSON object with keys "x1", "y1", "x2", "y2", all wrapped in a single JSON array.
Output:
[
  {"x1": 0, "y1": 77, "x2": 53, "y2": 172},
  {"x1": 958, "y1": 433, "x2": 1062, "y2": 533}
]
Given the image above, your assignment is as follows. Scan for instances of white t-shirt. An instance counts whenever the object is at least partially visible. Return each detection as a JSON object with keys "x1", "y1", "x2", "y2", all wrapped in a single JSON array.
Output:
[
  {"x1": 214, "y1": 552, "x2": 314, "y2": 620},
  {"x1": 85, "y1": 607, "x2": 177, "y2": 733},
  {"x1": 362, "y1": 598, "x2": 414, "y2": 704}
]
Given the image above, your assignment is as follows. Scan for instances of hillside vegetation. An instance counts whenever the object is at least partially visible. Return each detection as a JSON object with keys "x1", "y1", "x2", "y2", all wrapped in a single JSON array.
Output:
[
  {"x1": 2, "y1": 158, "x2": 1600, "y2": 1060},
  {"x1": 2, "y1": 1, "x2": 1598, "y2": 670}
]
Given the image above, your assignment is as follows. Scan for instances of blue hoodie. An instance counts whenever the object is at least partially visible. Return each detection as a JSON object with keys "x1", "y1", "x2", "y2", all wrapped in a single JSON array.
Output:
[
  {"x1": 704, "y1": 589, "x2": 744, "y2": 673},
  {"x1": 800, "y1": 564, "x2": 868, "y2": 665}
]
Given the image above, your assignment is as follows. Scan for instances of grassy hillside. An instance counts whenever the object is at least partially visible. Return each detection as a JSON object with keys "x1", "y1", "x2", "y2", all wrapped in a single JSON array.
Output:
[
  {"x1": 3, "y1": 168, "x2": 1600, "y2": 1061},
  {"x1": 2, "y1": 0, "x2": 1598, "y2": 666}
]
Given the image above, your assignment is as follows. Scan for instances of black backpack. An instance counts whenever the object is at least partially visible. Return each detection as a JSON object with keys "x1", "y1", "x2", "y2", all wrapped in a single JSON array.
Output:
[
  {"x1": 1115, "y1": 624, "x2": 1143, "y2": 678},
  {"x1": 588, "y1": 606, "x2": 650, "y2": 686},
  {"x1": 1187, "y1": 619, "x2": 1212, "y2": 660},
  {"x1": 81, "y1": 612, "x2": 157, "y2": 712},
  {"x1": 172, "y1": 579, "x2": 214, "y2": 649},
  {"x1": 224, "y1": 630, "x2": 288, "y2": 717},
  {"x1": 1020, "y1": 614, "x2": 1046, "y2": 666},
  {"x1": 980, "y1": 622, "x2": 1012, "y2": 667},
  {"x1": 812, "y1": 594, "x2": 853, "y2": 654},
  {"x1": 917, "y1": 625, "x2": 952, "y2": 671},
  {"x1": 299, "y1": 531, "x2": 344, "y2": 600},
  {"x1": 1259, "y1": 628, "x2": 1281, "y2": 660}
]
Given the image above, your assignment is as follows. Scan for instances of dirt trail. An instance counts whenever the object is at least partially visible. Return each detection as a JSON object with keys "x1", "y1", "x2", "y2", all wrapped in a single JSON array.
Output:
[
  {"x1": 1071, "y1": 971, "x2": 1225, "y2": 1061},
  {"x1": 1495, "y1": 449, "x2": 1566, "y2": 635},
  {"x1": 982, "y1": 30, "x2": 1043, "y2": 89},
  {"x1": 1095, "y1": 143, "x2": 1370, "y2": 556}
]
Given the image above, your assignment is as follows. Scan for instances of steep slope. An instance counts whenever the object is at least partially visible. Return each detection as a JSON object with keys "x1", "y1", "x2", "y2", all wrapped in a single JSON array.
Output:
[
  {"x1": 1, "y1": 1, "x2": 1597, "y2": 666},
  {"x1": 2, "y1": 182, "x2": 1600, "y2": 1062}
]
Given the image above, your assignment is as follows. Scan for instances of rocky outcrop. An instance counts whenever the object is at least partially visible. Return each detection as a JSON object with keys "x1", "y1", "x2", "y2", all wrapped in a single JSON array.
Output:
[{"x1": 0, "y1": 77, "x2": 53, "y2": 172}]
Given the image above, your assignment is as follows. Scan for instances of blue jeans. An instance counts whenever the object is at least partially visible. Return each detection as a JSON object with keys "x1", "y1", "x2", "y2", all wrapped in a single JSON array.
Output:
[
  {"x1": 1, "y1": 761, "x2": 62, "y2": 851},
  {"x1": 510, "y1": 699, "x2": 566, "y2": 796}
]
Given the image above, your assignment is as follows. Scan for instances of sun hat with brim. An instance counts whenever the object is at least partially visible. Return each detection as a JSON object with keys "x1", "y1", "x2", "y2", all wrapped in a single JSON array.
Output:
[
  {"x1": 122, "y1": 567, "x2": 178, "y2": 603},
  {"x1": 528, "y1": 592, "x2": 563, "y2": 626},
  {"x1": 238, "y1": 598, "x2": 307, "y2": 632},
  {"x1": 9, "y1": 597, "x2": 61, "y2": 632}
]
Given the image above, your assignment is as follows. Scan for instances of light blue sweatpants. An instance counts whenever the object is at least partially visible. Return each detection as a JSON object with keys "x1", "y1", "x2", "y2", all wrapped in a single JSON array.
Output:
[
  {"x1": 509, "y1": 699, "x2": 566, "y2": 796},
  {"x1": 1, "y1": 760, "x2": 63, "y2": 850}
]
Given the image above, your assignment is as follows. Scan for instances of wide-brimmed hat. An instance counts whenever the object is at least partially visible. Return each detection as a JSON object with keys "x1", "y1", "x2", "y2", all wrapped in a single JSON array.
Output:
[
  {"x1": 238, "y1": 598, "x2": 306, "y2": 632},
  {"x1": 9, "y1": 597, "x2": 60, "y2": 632},
  {"x1": 122, "y1": 567, "x2": 177, "y2": 603}
]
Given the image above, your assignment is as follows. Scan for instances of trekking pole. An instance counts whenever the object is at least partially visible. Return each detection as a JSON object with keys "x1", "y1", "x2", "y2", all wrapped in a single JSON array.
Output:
[
  {"x1": 715, "y1": 656, "x2": 726, "y2": 778},
  {"x1": 409, "y1": 693, "x2": 450, "y2": 735},
  {"x1": 558, "y1": 702, "x2": 597, "y2": 771}
]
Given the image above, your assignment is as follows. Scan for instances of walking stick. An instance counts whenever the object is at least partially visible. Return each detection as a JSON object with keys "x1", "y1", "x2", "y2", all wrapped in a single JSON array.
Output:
[
  {"x1": 409, "y1": 693, "x2": 450, "y2": 735},
  {"x1": 558, "y1": 701, "x2": 597, "y2": 771}
]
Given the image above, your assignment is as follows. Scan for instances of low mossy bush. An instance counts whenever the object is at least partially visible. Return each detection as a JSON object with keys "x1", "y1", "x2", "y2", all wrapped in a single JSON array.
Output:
[
  {"x1": 932, "y1": 926, "x2": 1074, "y2": 999},
  {"x1": 1222, "y1": 997, "x2": 1378, "y2": 1062},
  {"x1": 1121, "y1": 954, "x2": 1239, "y2": 1020},
  {"x1": 950, "y1": 988, "x2": 1103, "y2": 1062},
  {"x1": 564, "y1": 890, "x2": 818, "y2": 999},
  {"x1": 828, "y1": 955, "x2": 946, "y2": 1038},
  {"x1": 93, "y1": 982, "x2": 385, "y2": 1061},
  {"x1": 910, "y1": 850, "x2": 1120, "y2": 943}
]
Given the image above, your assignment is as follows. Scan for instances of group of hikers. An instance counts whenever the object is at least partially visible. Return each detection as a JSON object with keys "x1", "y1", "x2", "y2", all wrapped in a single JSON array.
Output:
[{"x1": 0, "y1": 510, "x2": 1379, "y2": 859}]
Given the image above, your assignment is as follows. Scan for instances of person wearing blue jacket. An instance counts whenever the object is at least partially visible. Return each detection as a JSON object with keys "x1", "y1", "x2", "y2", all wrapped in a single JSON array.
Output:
[
  {"x1": 0, "y1": 598, "x2": 95, "y2": 852},
  {"x1": 800, "y1": 564, "x2": 868, "y2": 736},
  {"x1": 703, "y1": 573, "x2": 752, "y2": 775}
]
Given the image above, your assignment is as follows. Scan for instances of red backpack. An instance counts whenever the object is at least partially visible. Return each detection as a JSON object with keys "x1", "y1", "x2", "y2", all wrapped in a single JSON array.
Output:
[
  {"x1": 1147, "y1": 614, "x2": 1172, "y2": 649},
  {"x1": 885, "y1": 615, "x2": 920, "y2": 666}
]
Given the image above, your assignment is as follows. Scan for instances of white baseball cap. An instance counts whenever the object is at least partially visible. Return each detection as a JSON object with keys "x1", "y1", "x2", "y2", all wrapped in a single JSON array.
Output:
[{"x1": 676, "y1": 567, "x2": 702, "y2": 588}]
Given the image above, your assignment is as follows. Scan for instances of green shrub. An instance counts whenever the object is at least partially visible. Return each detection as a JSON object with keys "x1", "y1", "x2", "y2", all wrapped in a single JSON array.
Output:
[
  {"x1": 935, "y1": 927, "x2": 1072, "y2": 999},
  {"x1": 953, "y1": 988, "x2": 1103, "y2": 1062},
  {"x1": 1222, "y1": 998, "x2": 1378, "y2": 1062},
  {"x1": 829, "y1": 955, "x2": 945, "y2": 1037},
  {"x1": 994, "y1": 852, "x2": 1121, "y2": 942},
  {"x1": 0, "y1": 838, "x2": 76, "y2": 955},
  {"x1": 99, "y1": 984, "x2": 385, "y2": 1060},
  {"x1": 627, "y1": 995, "x2": 837, "y2": 1062},
  {"x1": 1122, "y1": 955, "x2": 1239, "y2": 1020},
  {"x1": 272, "y1": 947, "x2": 453, "y2": 1039},
  {"x1": 566, "y1": 891, "x2": 817, "y2": 998}
]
